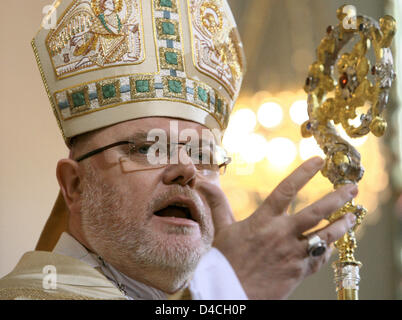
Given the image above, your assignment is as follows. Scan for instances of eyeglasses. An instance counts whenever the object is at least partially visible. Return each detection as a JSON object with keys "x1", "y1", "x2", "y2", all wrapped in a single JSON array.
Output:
[{"x1": 75, "y1": 140, "x2": 231, "y2": 176}]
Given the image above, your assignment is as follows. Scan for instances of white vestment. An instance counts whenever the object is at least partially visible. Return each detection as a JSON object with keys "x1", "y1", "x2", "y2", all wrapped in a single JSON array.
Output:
[{"x1": 0, "y1": 233, "x2": 247, "y2": 300}]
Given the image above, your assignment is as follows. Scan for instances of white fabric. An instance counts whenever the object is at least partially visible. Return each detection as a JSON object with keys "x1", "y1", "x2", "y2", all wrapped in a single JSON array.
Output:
[
  {"x1": 190, "y1": 248, "x2": 248, "y2": 300},
  {"x1": 53, "y1": 232, "x2": 248, "y2": 300},
  {"x1": 53, "y1": 233, "x2": 166, "y2": 300}
]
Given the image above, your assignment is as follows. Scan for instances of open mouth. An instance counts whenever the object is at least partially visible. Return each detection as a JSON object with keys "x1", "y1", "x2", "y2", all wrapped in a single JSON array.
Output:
[{"x1": 154, "y1": 201, "x2": 197, "y2": 222}]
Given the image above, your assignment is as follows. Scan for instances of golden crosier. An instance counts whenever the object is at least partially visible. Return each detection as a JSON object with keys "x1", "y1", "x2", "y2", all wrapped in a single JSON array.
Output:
[
  {"x1": 369, "y1": 116, "x2": 387, "y2": 137},
  {"x1": 302, "y1": 6, "x2": 396, "y2": 300}
]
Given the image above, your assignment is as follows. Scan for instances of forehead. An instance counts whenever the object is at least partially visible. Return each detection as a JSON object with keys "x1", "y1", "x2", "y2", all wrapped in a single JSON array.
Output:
[{"x1": 92, "y1": 117, "x2": 215, "y2": 143}]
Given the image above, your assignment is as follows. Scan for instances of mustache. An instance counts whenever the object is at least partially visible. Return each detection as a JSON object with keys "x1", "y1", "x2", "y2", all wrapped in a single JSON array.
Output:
[{"x1": 148, "y1": 185, "x2": 205, "y2": 215}]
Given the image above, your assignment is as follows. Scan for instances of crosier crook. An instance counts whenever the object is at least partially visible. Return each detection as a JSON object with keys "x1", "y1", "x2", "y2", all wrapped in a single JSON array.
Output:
[{"x1": 301, "y1": 5, "x2": 396, "y2": 300}]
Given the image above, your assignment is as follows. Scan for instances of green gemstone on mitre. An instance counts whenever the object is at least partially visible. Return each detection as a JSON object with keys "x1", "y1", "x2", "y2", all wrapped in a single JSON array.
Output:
[
  {"x1": 168, "y1": 80, "x2": 182, "y2": 93},
  {"x1": 160, "y1": 0, "x2": 172, "y2": 7},
  {"x1": 72, "y1": 91, "x2": 86, "y2": 107},
  {"x1": 102, "y1": 83, "x2": 117, "y2": 99},
  {"x1": 216, "y1": 98, "x2": 223, "y2": 113},
  {"x1": 198, "y1": 87, "x2": 208, "y2": 103},
  {"x1": 165, "y1": 51, "x2": 178, "y2": 65},
  {"x1": 162, "y1": 22, "x2": 175, "y2": 35},
  {"x1": 136, "y1": 80, "x2": 150, "y2": 93}
]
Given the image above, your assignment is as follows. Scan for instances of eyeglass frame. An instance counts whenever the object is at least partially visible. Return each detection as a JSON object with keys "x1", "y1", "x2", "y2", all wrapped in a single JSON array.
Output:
[{"x1": 74, "y1": 140, "x2": 232, "y2": 174}]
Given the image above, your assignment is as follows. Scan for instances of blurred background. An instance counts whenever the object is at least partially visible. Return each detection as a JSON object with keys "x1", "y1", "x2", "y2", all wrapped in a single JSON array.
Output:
[{"x1": 1, "y1": 0, "x2": 401, "y2": 299}]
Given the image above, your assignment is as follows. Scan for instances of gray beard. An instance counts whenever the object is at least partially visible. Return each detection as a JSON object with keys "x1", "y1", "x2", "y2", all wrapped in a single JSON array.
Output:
[{"x1": 79, "y1": 162, "x2": 212, "y2": 291}]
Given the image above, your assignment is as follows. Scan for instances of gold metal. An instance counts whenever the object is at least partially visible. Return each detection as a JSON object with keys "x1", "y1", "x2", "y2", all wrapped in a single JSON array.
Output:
[
  {"x1": 302, "y1": 6, "x2": 396, "y2": 300},
  {"x1": 338, "y1": 288, "x2": 359, "y2": 300}
]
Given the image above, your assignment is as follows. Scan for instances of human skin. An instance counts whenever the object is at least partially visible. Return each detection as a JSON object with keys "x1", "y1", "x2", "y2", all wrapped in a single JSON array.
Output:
[
  {"x1": 56, "y1": 117, "x2": 357, "y2": 298},
  {"x1": 56, "y1": 117, "x2": 217, "y2": 293},
  {"x1": 198, "y1": 158, "x2": 357, "y2": 299}
]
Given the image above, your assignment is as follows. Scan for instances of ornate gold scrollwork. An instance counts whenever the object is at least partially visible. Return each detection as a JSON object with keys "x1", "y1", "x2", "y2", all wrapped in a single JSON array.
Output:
[{"x1": 302, "y1": 5, "x2": 396, "y2": 300}]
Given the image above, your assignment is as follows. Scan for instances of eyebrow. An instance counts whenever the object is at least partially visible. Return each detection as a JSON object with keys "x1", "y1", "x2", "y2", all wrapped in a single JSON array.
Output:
[{"x1": 124, "y1": 131, "x2": 151, "y2": 142}]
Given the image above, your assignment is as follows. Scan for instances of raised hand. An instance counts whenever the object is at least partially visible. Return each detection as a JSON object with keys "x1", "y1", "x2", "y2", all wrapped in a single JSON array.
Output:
[{"x1": 197, "y1": 157, "x2": 357, "y2": 299}]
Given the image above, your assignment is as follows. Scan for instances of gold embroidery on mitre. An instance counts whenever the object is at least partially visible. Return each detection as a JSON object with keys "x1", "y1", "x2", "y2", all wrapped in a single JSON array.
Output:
[
  {"x1": 46, "y1": 0, "x2": 145, "y2": 79},
  {"x1": 33, "y1": 0, "x2": 238, "y2": 145},
  {"x1": 188, "y1": 0, "x2": 244, "y2": 97}
]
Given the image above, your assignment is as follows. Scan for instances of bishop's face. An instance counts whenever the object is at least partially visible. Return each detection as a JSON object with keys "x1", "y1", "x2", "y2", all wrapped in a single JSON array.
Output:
[{"x1": 75, "y1": 117, "x2": 219, "y2": 292}]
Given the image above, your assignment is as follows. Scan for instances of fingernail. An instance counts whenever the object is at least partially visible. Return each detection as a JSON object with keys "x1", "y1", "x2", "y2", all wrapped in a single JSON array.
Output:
[
  {"x1": 345, "y1": 184, "x2": 358, "y2": 197},
  {"x1": 312, "y1": 157, "x2": 324, "y2": 167},
  {"x1": 346, "y1": 213, "x2": 356, "y2": 227}
]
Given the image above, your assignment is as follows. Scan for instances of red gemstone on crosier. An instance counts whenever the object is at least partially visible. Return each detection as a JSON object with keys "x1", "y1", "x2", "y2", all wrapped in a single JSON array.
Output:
[{"x1": 340, "y1": 73, "x2": 348, "y2": 88}]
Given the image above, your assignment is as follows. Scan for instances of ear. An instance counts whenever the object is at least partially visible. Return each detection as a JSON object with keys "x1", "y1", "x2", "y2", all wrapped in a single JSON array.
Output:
[{"x1": 56, "y1": 159, "x2": 83, "y2": 216}]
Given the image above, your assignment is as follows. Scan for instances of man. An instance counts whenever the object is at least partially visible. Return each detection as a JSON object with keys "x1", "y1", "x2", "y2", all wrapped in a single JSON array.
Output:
[{"x1": 0, "y1": 0, "x2": 357, "y2": 300}]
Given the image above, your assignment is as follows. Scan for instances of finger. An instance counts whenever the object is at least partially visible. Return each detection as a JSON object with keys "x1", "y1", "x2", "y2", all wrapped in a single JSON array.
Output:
[
  {"x1": 301, "y1": 213, "x2": 356, "y2": 252},
  {"x1": 196, "y1": 181, "x2": 235, "y2": 230},
  {"x1": 259, "y1": 157, "x2": 324, "y2": 216},
  {"x1": 292, "y1": 184, "x2": 358, "y2": 234},
  {"x1": 305, "y1": 245, "x2": 334, "y2": 276},
  {"x1": 317, "y1": 212, "x2": 356, "y2": 244}
]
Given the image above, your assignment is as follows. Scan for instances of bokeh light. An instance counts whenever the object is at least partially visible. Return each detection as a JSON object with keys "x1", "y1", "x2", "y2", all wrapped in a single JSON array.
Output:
[
  {"x1": 228, "y1": 108, "x2": 257, "y2": 133},
  {"x1": 299, "y1": 137, "x2": 325, "y2": 160},
  {"x1": 290, "y1": 100, "x2": 309, "y2": 125},
  {"x1": 266, "y1": 137, "x2": 297, "y2": 168},
  {"x1": 258, "y1": 102, "x2": 283, "y2": 128},
  {"x1": 238, "y1": 133, "x2": 268, "y2": 163},
  {"x1": 224, "y1": 108, "x2": 257, "y2": 153}
]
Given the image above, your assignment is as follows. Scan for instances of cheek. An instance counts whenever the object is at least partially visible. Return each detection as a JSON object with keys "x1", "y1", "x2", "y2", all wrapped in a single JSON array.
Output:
[{"x1": 114, "y1": 173, "x2": 159, "y2": 210}]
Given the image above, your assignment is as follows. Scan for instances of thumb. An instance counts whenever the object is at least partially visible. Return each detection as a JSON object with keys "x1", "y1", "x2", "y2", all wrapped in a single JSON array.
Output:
[{"x1": 197, "y1": 181, "x2": 235, "y2": 230}]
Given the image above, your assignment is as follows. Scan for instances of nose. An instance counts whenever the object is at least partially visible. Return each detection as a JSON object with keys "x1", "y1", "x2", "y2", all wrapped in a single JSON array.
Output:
[{"x1": 161, "y1": 147, "x2": 197, "y2": 187}]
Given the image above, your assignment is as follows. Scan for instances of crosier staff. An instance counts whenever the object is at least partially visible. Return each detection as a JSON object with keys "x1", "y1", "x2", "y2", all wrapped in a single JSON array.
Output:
[{"x1": 301, "y1": 5, "x2": 396, "y2": 300}]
